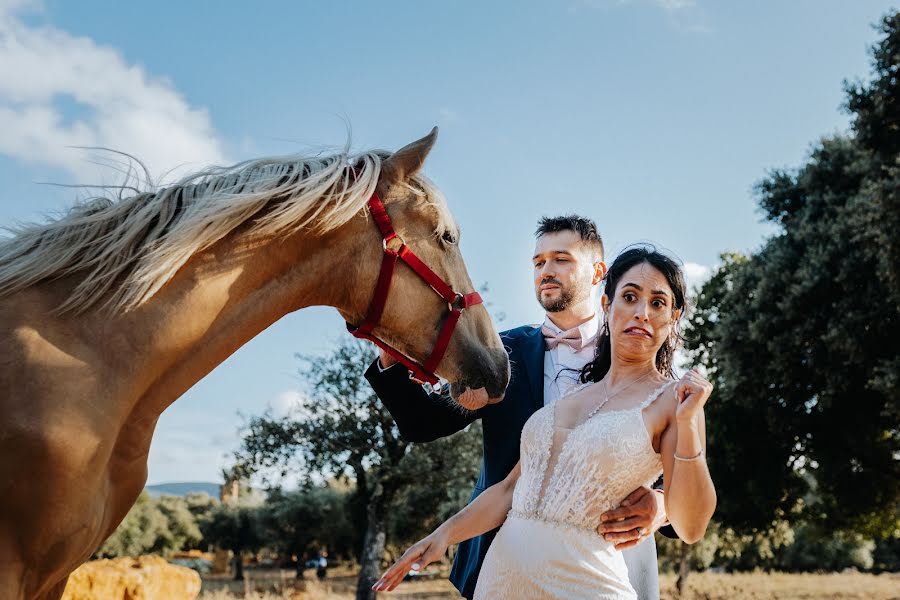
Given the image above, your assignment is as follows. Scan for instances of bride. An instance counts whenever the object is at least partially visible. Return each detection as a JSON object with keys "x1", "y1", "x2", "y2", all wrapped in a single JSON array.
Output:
[{"x1": 373, "y1": 246, "x2": 717, "y2": 599}]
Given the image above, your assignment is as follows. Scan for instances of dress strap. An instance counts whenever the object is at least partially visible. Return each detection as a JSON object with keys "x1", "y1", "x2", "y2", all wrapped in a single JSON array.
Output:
[{"x1": 639, "y1": 382, "x2": 673, "y2": 410}]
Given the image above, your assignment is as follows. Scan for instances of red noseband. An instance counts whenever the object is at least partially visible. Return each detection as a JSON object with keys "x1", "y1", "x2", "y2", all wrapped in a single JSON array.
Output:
[{"x1": 346, "y1": 190, "x2": 482, "y2": 386}]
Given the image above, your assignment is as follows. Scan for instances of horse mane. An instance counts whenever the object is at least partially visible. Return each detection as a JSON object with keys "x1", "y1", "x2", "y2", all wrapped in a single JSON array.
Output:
[{"x1": 0, "y1": 148, "x2": 455, "y2": 314}]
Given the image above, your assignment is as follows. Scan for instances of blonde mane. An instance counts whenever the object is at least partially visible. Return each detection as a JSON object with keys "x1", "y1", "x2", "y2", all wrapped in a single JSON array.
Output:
[{"x1": 0, "y1": 148, "x2": 455, "y2": 314}]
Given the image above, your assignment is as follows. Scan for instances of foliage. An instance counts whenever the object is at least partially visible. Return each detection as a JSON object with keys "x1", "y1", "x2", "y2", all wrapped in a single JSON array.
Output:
[
  {"x1": 872, "y1": 533, "x2": 900, "y2": 572},
  {"x1": 683, "y1": 11, "x2": 900, "y2": 538},
  {"x1": 185, "y1": 491, "x2": 219, "y2": 519},
  {"x1": 96, "y1": 492, "x2": 166, "y2": 557},
  {"x1": 199, "y1": 503, "x2": 263, "y2": 555},
  {"x1": 96, "y1": 492, "x2": 202, "y2": 558},
  {"x1": 657, "y1": 519, "x2": 795, "y2": 573},
  {"x1": 257, "y1": 484, "x2": 354, "y2": 564},
  {"x1": 386, "y1": 421, "x2": 483, "y2": 551},
  {"x1": 199, "y1": 502, "x2": 264, "y2": 580},
  {"x1": 845, "y1": 13, "x2": 900, "y2": 304},
  {"x1": 656, "y1": 519, "x2": 897, "y2": 573},
  {"x1": 154, "y1": 494, "x2": 204, "y2": 551},
  {"x1": 778, "y1": 525, "x2": 875, "y2": 572}
]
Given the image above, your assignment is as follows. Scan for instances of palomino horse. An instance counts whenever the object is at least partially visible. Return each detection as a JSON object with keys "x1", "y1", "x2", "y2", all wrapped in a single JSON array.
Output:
[{"x1": 0, "y1": 128, "x2": 510, "y2": 600}]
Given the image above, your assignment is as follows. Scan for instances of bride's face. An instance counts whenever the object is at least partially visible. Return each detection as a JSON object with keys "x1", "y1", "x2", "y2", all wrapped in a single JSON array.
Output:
[{"x1": 602, "y1": 262, "x2": 681, "y2": 361}]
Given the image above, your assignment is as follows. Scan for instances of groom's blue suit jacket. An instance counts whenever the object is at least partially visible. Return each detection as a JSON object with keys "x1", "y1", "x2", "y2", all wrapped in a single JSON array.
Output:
[
  {"x1": 365, "y1": 325, "x2": 542, "y2": 598},
  {"x1": 364, "y1": 324, "x2": 674, "y2": 599}
]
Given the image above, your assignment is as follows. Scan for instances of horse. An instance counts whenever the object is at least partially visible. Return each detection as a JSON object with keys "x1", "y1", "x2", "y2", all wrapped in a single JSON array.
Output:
[{"x1": 0, "y1": 128, "x2": 510, "y2": 600}]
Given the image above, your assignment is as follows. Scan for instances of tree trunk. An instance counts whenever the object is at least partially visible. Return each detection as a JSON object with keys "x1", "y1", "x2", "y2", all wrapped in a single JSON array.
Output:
[
  {"x1": 232, "y1": 549, "x2": 244, "y2": 581},
  {"x1": 295, "y1": 555, "x2": 305, "y2": 579},
  {"x1": 675, "y1": 541, "x2": 691, "y2": 596},
  {"x1": 355, "y1": 500, "x2": 387, "y2": 600}
]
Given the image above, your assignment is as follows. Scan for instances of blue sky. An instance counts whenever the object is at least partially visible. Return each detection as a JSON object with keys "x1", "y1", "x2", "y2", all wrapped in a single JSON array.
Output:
[{"x1": 0, "y1": 0, "x2": 894, "y2": 484}]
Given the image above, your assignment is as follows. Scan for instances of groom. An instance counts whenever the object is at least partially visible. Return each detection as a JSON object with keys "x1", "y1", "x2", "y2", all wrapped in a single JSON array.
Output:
[{"x1": 365, "y1": 215, "x2": 675, "y2": 599}]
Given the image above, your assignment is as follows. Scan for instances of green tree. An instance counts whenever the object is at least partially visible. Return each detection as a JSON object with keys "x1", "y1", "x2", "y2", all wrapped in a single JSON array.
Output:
[
  {"x1": 846, "y1": 13, "x2": 900, "y2": 305},
  {"x1": 234, "y1": 337, "x2": 482, "y2": 600},
  {"x1": 777, "y1": 524, "x2": 875, "y2": 571},
  {"x1": 154, "y1": 495, "x2": 203, "y2": 553},
  {"x1": 95, "y1": 492, "x2": 203, "y2": 558},
  {"x1": 200, "y1": 503, "x2": 263, "y2": 581},
  {"x1": 684, "y1": 11, "x2": 900, "y2": 539},
  {"x1": 386, "y1": 421, "x2": 483, "y2": 553},
  {"x1": 184, "y1": 491, "x2": 219, "y2": 521},
  {"x1": 96, "y1": 492, "x2": 169, "y2": 558},
  {"x1": 259, "y1": 484, "x2": 353, "y2": 577}
]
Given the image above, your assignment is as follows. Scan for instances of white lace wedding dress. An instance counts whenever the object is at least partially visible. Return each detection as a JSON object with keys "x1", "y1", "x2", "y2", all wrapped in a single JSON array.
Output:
[{"x1": 473, "y1": 383, "x2": 669, "y2": 600}]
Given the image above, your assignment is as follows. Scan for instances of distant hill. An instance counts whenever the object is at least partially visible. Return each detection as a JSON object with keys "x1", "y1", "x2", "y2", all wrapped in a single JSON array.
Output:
[{"x1": 145, "y1": 482, "x2": 220, "y2": 498}]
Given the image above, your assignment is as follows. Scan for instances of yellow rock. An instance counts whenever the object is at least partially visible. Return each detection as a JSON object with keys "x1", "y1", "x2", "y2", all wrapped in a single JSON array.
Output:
[{"x1": 62, "y1": 555, "x2": 201, "y2": 600}]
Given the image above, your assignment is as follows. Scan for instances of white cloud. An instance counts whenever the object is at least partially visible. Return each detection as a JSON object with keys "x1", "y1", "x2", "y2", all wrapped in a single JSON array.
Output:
[
  {"x1": 683, "y1": 261, "x2": 712, "y2": 289},
  {"x1": 0, "y1": 0, "x2": 227, "y2": 183},
  {"x1": 270, "y1": 389, "x2": 305, "y2": 418}
]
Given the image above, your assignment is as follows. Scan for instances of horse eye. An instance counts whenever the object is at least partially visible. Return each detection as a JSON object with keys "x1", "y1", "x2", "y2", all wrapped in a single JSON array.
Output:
[{"x1": 442, "y1": 231, "x2": 458, "y2": 245}]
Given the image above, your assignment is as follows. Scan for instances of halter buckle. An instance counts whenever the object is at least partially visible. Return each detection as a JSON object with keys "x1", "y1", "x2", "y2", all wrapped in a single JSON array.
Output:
[
  {"x1": 382, "y1": 234, "x2": 404, "y2": 253},
  {"x1": 448, "y1": 293, "x2": 465, "y2": 313},
  {"x1": 410, "y1": 372, "x2": 440, "y2": 393}
]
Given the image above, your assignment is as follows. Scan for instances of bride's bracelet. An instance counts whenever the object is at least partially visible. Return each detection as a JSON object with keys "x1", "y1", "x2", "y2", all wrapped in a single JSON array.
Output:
[{"x1": 674, "y1": 449, "x2": 705, "y2": 462}]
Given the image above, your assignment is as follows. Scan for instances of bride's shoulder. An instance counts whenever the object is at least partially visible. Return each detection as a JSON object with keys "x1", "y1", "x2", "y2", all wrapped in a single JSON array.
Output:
[
  {"x1": 641, "y1": 380, "x2": 678, "y2": 436},
  {"x1": 642, "y1": 379, "x2": 678, "y2": 411}
]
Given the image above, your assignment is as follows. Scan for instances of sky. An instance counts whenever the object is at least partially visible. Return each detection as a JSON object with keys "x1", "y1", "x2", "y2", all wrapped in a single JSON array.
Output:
[{"x1": 0, "y1": 0, "x2": 894, "y2": 485}]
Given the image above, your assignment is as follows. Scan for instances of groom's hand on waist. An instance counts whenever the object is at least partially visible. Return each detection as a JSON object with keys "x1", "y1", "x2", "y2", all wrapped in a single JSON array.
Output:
[{"x1": 596, "y1": 485, "x2": 667, "y2": 550}]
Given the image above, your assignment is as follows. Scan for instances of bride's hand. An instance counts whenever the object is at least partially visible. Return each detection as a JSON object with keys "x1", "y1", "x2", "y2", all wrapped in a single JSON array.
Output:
[
  {"x1": 675, "y1": 368, "x2": 713, "y2": 422},
  {"x1": 372, "y1": 529, "x2": 450, "y2": 592}
]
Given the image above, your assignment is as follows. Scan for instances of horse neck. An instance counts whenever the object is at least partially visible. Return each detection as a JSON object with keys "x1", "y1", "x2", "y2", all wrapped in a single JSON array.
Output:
[{"x1": 112, "y1": 218, "x2": 373, "y2": 419}]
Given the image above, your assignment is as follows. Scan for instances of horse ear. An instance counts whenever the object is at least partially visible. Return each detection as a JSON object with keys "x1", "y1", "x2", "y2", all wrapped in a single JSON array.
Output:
[{"x1": 382, "y1": 127, "x2": 438, "y2": 182}]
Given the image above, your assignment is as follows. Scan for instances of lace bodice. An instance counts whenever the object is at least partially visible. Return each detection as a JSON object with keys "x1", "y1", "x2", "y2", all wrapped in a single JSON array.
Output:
[{"x1": 510, "y1": 382, "x2": 668, "y2": 532}]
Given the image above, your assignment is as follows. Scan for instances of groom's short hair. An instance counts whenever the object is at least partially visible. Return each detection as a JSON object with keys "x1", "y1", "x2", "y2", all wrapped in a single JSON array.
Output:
[{"x1": 535, "y1": 215, "x2": 604, "y2": 260}]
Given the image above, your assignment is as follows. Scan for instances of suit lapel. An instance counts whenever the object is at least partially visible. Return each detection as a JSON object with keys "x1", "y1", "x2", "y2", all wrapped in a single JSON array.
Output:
[{"x1": 518, "y1": 326, "x2": 546, "y2": 412}]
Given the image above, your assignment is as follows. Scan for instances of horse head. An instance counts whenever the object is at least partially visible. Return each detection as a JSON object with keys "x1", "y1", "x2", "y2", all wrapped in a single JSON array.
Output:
[{"x1": 337, "y1": 128, "x2": 510, "y2": 405}]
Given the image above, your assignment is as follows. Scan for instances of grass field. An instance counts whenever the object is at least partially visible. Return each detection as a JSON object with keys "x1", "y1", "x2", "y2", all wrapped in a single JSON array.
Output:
[{"x1": 198, "y1": 567, "x2": 900, "y2": 599}]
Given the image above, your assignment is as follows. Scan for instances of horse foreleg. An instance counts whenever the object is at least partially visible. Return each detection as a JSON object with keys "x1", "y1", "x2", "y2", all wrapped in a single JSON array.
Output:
[
  {"x1": 0, "y1": 558, "x2": 69, "y2": 600},
  {"x1": 34, "y1": 576, "x2": 68, "y2": 600},
  {"x1": 0, "y1": 553, "x2": 26, "y2": 600}
]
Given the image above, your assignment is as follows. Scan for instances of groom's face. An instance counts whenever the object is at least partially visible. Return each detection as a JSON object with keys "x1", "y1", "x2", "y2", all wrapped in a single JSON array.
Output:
[{"x1": 533, "y1": 230, "x2": 598, "y2": 313}]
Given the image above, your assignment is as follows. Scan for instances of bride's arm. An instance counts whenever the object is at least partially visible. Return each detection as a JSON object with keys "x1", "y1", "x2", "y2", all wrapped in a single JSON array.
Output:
[
  {"x1": 660, "y1": 370, "x2": 717, "y2": 544},
  {"x1": 373, "y1": 461, "x2": 522, "y2": 592}
]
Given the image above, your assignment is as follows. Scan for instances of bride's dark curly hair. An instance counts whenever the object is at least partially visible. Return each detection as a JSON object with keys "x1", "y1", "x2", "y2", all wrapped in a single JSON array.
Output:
[{"x1": 580, "y1": 245, "x2": 687, "y2": 383}]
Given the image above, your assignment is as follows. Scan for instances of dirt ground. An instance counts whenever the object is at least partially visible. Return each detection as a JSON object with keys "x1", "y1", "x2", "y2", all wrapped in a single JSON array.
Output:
[{"x1": 199, "y1": 567, "x2": 900, "y2": 599}]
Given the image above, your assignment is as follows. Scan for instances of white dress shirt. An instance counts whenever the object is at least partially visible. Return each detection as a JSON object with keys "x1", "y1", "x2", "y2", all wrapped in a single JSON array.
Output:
[{"x1": 542, "y1": 313, "x2": 600, "y2": 406}]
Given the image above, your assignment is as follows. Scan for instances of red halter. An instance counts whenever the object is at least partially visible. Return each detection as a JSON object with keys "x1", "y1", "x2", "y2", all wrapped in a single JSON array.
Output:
[{"x1": 346, "y1": 190, "x2": 482, "y2": 386}]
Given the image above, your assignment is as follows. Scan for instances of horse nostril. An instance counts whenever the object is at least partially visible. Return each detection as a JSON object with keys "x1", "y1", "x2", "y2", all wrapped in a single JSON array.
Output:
[
  {"x1": 454, "y1": 347, "x2": 509, "y2": 401},
  {"x1": 482, "y1": 349, "x2": 510, "y2": 398}
]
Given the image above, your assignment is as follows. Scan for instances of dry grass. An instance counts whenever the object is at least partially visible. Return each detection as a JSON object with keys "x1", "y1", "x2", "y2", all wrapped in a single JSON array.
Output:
[
  {"x1": 199, "y1": 566, "x2": 459, "y2": 600},
  {"x1": 199, "y1": 569, "x2": 899, "y2": 599},
  {"x1": 659, "y1": 571, "x2": 900, "y2": 599}
]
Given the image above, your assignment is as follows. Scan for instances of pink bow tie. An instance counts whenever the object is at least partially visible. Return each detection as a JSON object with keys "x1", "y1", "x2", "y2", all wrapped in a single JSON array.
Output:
[{"x1": 542, "y1": 325, "x2": 585, "y2": 350}]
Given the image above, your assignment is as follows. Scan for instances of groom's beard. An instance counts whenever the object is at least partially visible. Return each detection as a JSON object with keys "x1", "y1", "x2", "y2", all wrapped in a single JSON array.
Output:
[
  {"x1": 541, "y1": 290, "x2": 573, "y2": 312},
  {"x1": 538, "y1": 279, "x2": 586, "y2": 313}
]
